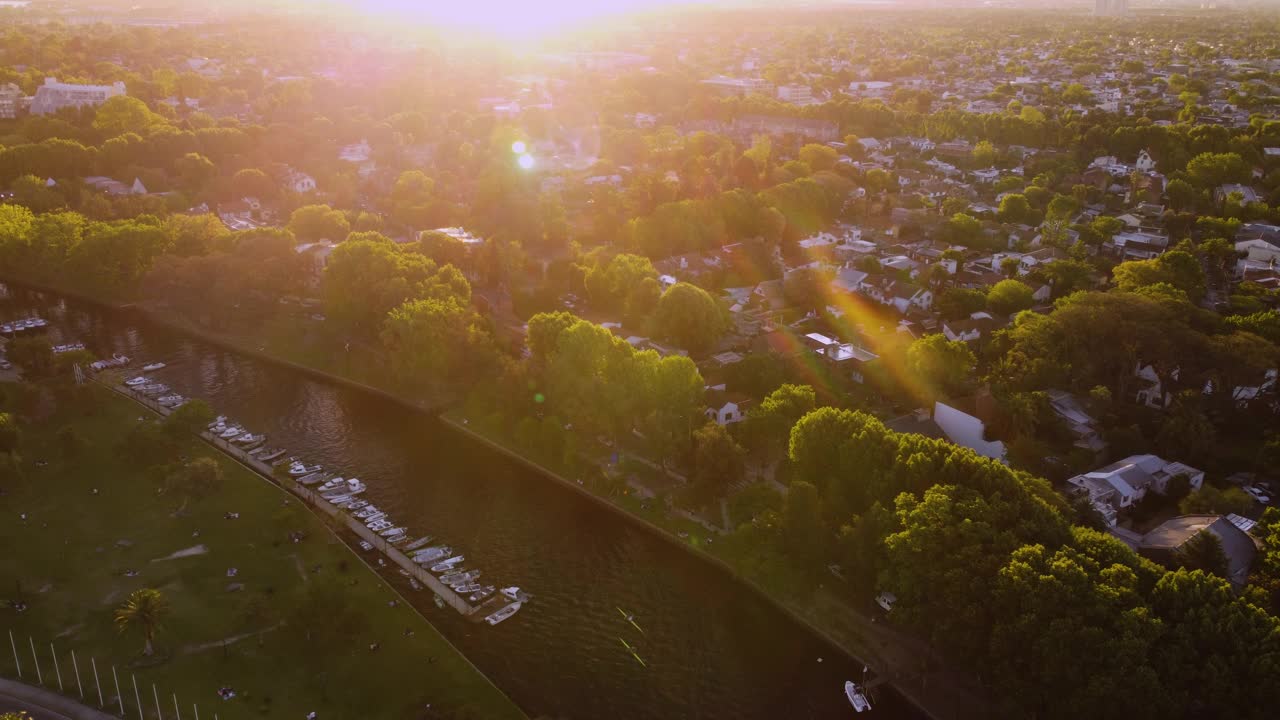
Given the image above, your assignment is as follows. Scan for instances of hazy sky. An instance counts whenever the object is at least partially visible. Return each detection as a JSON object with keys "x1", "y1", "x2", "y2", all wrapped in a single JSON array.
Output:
[{"x1": 341, "y1": 0, "x2": 681, "y2": 36}]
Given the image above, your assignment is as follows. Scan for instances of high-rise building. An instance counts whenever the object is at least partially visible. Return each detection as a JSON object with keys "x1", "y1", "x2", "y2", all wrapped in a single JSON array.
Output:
[{"x1": 0, "y1": 83, "x2": 23, "y2": 119}]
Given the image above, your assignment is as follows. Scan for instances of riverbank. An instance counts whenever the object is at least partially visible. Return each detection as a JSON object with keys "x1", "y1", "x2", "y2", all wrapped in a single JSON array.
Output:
[
  {"x1": 442, "y1": 412, "x2": 985, "y2": 720},
  {"x1": 3, "y1": 274, "x2": 982, "y2": 718},
  {"x1": 0, "y1": 380, "x2": 526, "y2": 720}
]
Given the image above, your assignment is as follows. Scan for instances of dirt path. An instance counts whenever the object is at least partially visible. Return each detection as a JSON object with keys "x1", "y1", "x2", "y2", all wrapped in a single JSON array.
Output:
[{"x1": 179, "y1": 624, "x2": 282, "y2": 655}]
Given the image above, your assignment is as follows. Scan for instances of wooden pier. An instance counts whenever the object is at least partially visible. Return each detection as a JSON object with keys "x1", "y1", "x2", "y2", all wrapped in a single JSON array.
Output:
[{"x1": 104, "y1": 381, "x2": 514, "y2": 621}]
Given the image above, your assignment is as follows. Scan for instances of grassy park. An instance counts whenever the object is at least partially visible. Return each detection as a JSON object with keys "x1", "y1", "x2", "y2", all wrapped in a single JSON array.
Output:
[{"x1": 0, "y1": 380, "x2": 524, "y2": 720}]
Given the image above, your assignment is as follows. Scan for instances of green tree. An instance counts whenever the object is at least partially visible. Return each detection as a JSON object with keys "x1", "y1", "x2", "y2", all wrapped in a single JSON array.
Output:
[
  {"x1": 1175, "y1": 530, "x2": 1229, "y2": 578},
  {"x1": 652, "y1": 282, "x2": 727, "y2": 355},
  {"x1": 906, "y1": 333, "x2": 976, "y2": 398},
  {"x1": 783, "y1": 480, "x2": 825, "y2": 563},
  {"x1": 288, "y1": 204, "x2": 350, "y2": 242},
  {"x1": 584, "y1": 254, "x2": 657, "y2": 313},
  {"x1": 162, "y1": 398, "x2": 214, "y2": 438},
  {"x1": 1178, "y1": 485, "x2": 1255, "y2": 516},
  {"x1": 6, "y1": 337, "x2": 54, "y2": 376},
  {"x1": 689, "y1": 421, "x2": 745, "y2": 506},
  {"x1": 997, "y1": 194, "x2": 1032, "y2": 224},
  {"x1": 1185, "y1": 152, "x2": 1248, "y2": 188},
  {"x1": 114, "y1": 588, "x2": 169, "y2": 656},
  {"x1": 170, "y1": 456, "x2": 223, "y2": 501},
  {"x1": 742, "y1": 384, "x2": 816, "y2": 470},
  {"x1": 935, "y1": 287, "x2": 988, "y2": 321},
  {"x1": 986, "y1": 279, "x2": 1035, "y2": 316},
  {"x1": 798, "y1": 143, "x2": 838, "y2": 172},
  {"x1": 971, "y1": 140, "x2": 996, "y2": 167},
  {"x1": 231, "y1": 168, "x2": 275, "y2": 199},
  {"x1": 389, "y1": 170, "x2": 436, "y2": 229},
  {"x1": 93, "y1": 96, "x2": 164, "y2": 137}
]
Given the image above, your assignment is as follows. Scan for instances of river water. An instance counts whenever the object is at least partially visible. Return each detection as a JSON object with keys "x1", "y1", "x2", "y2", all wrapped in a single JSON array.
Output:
[{"x1": 2, "y1": 285, "x2": 923, "y2": 720}]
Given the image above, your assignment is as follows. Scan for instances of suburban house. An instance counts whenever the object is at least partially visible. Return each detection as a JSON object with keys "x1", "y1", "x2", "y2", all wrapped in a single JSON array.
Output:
[
  {"x1": 1066, "y1": 455, "x2": 1204, "y2": 527},
  {"x1": 84, "y1": 176, "x2": 148, "y2": 196},
  {"x1": 942, "y1": 311, "x2": 999, "y2": 343},
  {"x1": 705, "y1": 390, "x2": 751, "y2": 425},
  {"x1": 933, "y1": 399, "x2": 1007, "y2": 462},
  {"x1": 1138, "y1": 514, "x2": 1258, "y2": 588},
  {"x1": 295, "y1": 241, "x2": 339, "y2": 287},
  {"x1": 1045, "y1": 389, "x2": 1107, "y2": 454},
  {"x1": 863, "y1": 278, "x2": 932, "y2": 313},
  {"x1": 284, "y1": 168, "x2": 317, "y2": 194}
]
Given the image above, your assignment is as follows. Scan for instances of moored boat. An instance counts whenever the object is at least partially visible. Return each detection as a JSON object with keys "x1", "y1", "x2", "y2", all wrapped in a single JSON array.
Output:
[
  {"x1": 484, "y1": 602, "x2": 521, "y2": 626},
  {"x1": 124, "y1": 376, "x2": 147, "y2": 387},
  {"x1": 845, "y1": 681, "x2": 872, "y2": 713},
  {"x1": 403, "y1": 536, "x2": 434, "y2": 551},
  {"x1": 142, "y1": 362, "x2": 166, "y2": 372},
  {"x1": 430, "y1": 556, "x2": 464, "y2": 573}
]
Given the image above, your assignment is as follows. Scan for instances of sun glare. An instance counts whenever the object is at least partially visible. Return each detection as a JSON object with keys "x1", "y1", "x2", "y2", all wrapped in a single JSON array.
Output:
[
  {"x1": 350, "y1": 0, "x2": 664, "y2": 39},
  {"x1": 511, "y1": 140, "x2": 527, "y2": 154},
  {"x1": 517, "y1": 153, "x2": 536, "y2": 170}
]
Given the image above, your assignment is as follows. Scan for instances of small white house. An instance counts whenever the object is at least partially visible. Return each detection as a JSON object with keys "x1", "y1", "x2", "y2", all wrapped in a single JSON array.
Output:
[{"x1": 284, "y1": 169, "x2": 317, "y2": 194}]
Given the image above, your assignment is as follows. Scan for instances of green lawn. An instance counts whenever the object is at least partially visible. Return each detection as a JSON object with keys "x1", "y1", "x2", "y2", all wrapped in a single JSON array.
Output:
[{"x1": 0, "y1": 382, "x2": 524, "y2": 720}]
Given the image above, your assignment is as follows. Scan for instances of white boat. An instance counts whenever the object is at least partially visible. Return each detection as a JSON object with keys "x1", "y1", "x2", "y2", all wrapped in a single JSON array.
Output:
[
  {"x1": 500, "y1": 587, "x2": 522, "y2": 601},
  {"x1": 404, "y1": 536, "x2": 434, "y2": 551},
  {"x1": 390, "y1": 535, "x2": 413, "y2": 547},
  {"x1": 469, "y1": 586, "x2": 495, "y2": 602},
  {"x1": 454, "y1": 582, "x2": 482, "y2": 594},
  {"x1": 142, "y1": 362, "x2": 166, "y2": 372},
  {"x1": 317, "y1": 477, "x2": 346, "y2": 492},
  {"x1": 234, "y1": 432, "x2": 264, "y2": 445},
  {"x1": 485, "y1": 602, "x2": 521, "y2": 626},
  {"x1": 207, "y1": 416, "x2": 227, "y2": 429},
  {"x1": 219, "y1": 426, "x2": 244, "y2": 439},
  {"x1": 355, "y1": 506, "x2": 381, "y2": 519},
  {"x1": 431, "y1": 556, "x2": 464, "y2": 573},
  {"x1": 845, "y1": 682, "x2": 872, "y2": 713},
  {"x1": 298, "y1": 471, "x2": 329, "y2": 485},
  {"x1": 140, "y1": 383, "x2": 169, "y2": 395},
  {"x1": 368, "y1": 520, "x2": 393, "y2": 532},
  {"x1": 124, "y1": 376, "x2": 147, "y2": 387},
  {"x1": 90, "y1": 354, "x2": 130, "y2": 371},
  {"x1": 345, "y1": 500, "x2": 369, "y2": 511},
  {"x1": 380, "y1": 526, "x2": 406, "y2": 538},
  {"x1": 289, "y1": 463, "x2": 321, "y2": 477},
  {"x1": 158, "y1": 395, "x2": 186, "y2": 407}
]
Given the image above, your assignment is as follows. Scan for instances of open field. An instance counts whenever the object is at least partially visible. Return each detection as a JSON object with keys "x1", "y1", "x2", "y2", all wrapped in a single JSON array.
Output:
[{"x1": 0, "y1": 381, "x2": 524, "y2": 720}]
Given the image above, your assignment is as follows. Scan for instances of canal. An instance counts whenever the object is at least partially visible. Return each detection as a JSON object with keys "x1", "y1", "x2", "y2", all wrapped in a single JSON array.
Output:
[{"x1": 2, "y1": 284, "x2": 924, "y2": 720}]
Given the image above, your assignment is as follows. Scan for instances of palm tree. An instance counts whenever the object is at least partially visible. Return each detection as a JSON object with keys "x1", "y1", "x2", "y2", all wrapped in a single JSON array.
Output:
[{"x1": 114, "y1": 589, "x2": 169, "y2": 656}]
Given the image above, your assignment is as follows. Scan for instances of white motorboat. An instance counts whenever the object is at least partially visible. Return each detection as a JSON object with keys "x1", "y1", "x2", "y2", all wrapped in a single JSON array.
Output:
[
  {"x1": 430, "y1": 556, "x2": 464, "y2": 573},
  {"x1": 234, "y1": 432, "x2": 264, "y2": 445},
  {"x1": 485, "y1": 602, "x2": 521, "y2": 626},
  {"x1": 468, "y1": 586, "x2": 495, "y2": 602},
  {"x1": 345, "y1": 500, "x2": 369, "y2": 511},
  {"x1": 845, "y1": 681, "x2": 872, "y2": 713},
  {"x1": 90, "y1": 354, "x2": 130, "y2": 371},
  {"x1": 454, "y1": 582, "x2": 482, "y2": 594},
  {"x1": 355, "y1": 506, "x2": 381, "y2": 519},
  {"x1": 289, "y1": 463, "x2": 321, "y2": 477},
  {"x1": 140, "y1": 383, "x2": 169, "y2": 395},
  {"x1": 404, "y1": 536, "x2": 434, "y2": 551},
  {"x1": 298, "y1": 471, "x2": 329, "y2": 485},
  {"x1": 363, "y1": 511, "x2": 388, "y2": 524},
  {"x1": 380, "y1": 526, "x2": 406, "y2": 538},
  {"x1": 124, "y1": 376, "x2": 147, "y2": 387},
  {"x1": 207, "y1": 416, "x2": 227, "y2": 429},
  {"x1": 389, "y1": 534, "x2": 413, "y2": 547},
  {"x1": 367, "y1": 520, "x2": 393, "y2": 532},
  {"x1": 317, "y1": 477, "x2": 346, "y2": 492},
  {"x1": 158, "y1": 395, "x2": 186, "y2": 407},
  {"x1": 142, "y1": 362, "x2": 166, "y2": 372},
  {"x1": 219, "y1": 425, "x2": 244, "y2": 439},
  {"x1": 500, "y1": 587, "x2": 522, "y2": 601}
]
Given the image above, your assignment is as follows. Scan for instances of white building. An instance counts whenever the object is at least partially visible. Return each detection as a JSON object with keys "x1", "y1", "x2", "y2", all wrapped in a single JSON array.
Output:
[
  {"x1": 1067, "y1": 454, "x2": 1203, "y2": 527},
  {"x1": 0, "y1": 83, "x2": 23, "y2": 119},
  {"x1": 776, "y1": 84, "x2": 814, "y2": 105},
  {"x1": 702, "y1": 76, "x2": 771, "y2": 97},
  {"x1": 284, "y1": 169, "x2": 317, "y2": 194},
  {"x1": 30, "y1": 77, "x2": 126, "y2": 116},
  {"x1": 933, "y1": 401, "x2": 1006, "y2": 462}
]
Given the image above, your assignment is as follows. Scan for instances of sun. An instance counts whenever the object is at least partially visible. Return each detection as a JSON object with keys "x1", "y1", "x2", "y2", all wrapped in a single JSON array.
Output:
[{"x1": 349, "y1": 0, "x2": 663, "y2": 39}]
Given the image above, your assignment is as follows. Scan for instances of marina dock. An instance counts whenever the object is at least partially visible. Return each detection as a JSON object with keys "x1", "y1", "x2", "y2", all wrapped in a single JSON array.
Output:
[{"x1": 102, "y1": 379, "x2": 515, "y2": 622}]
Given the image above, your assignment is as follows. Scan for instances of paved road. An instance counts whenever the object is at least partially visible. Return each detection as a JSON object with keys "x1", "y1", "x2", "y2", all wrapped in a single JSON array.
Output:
[{"x1": 1, "y1": 691, "x2": 74, "y2": 719}]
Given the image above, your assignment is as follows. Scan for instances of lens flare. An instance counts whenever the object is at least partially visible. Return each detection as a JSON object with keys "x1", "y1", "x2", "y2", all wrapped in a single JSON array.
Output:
[
  {"x1": 511, "y1": 140, "x2": 527, "y2": 154},
  {"x1": 518, "y1": 153, "x2": 535, "y2": 170}
]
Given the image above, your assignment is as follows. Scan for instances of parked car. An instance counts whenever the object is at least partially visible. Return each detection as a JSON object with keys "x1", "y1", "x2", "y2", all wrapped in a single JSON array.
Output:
[
  {"x1": 1244, "y1": 486, "x2": 1271, "y2": 504},
  {"x1": 875, "y1": 591, "x2": 897, "y2": 612}
]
